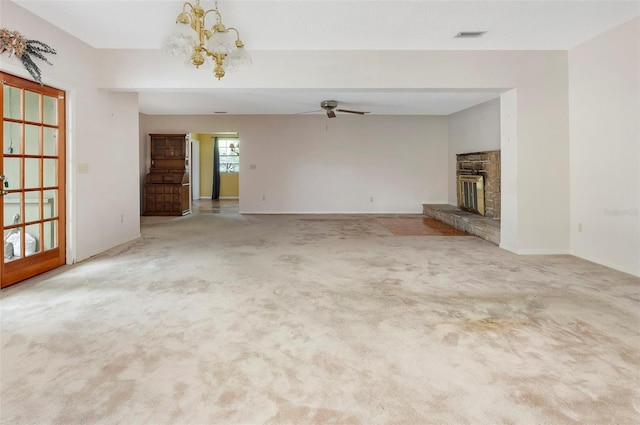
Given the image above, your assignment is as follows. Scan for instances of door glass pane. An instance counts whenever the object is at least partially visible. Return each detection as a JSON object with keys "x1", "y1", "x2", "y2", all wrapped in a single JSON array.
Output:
[
  {"x1": 3, "y1": 192, "x2": 21, "y2": 226},
  {"x1": 24, "y1": 192, "x2": 41, "y2": 223},
  {"x1": 25, "y1": 223, "x2": 40, "y2": 256},
  {"x1": 24, "y1": 90, "x2": 40, "y2": 123},
  {"x1": 43, "y1": 127, "x2": 57, "y2": 156},
  {"x1": 5, "y1": 226, "x2": 25, "y2": 260},
  {"x1": 25, "y1": 124, "x2": 40, "y2": 155},
  {"x1": 44, "y1": 159, "x2": 57, "y2": 187},
  {"x1": 25, "y1": 158, "x2": 41, "y2": 189},
  {"x1": 43, "y1": 190, "x2": 57, "y2": 219},
  {"x1": 4, "y1": 227, "x2": 21, "y2": 262},
  {"x1": 44, "y1": 220, "x2": 58, "y2": 250},
  {"x1": 43, "y1": 96, "x2": 57, "y2": 125},
  {"x1": 3, "y1": 121, "x2": 21, "y2": 154},
  {"x1": 3, "y1": 85, "x2": 21, "y2": 119},
  {"x1": 3, "y1": 157, "x2": 21, "y2": 190}
]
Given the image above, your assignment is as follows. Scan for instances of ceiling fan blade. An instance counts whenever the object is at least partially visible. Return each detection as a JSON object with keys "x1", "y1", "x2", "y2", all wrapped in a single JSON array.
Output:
[
  {"x1": 327, "y1": 110, "x2": 336, "y2": 118},
  {"x1": 296, "y1": 109, "x2": 323, "y2": 115},
  {"x1": 336, "y1": 109, "x2": 368, "y2": 115}
]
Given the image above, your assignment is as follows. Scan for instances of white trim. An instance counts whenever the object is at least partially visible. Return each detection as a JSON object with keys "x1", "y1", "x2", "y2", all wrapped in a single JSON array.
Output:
[
  {"x1": 195, "y1": 196, "x2": 239, "y2": 200},
  {"x1": 65, "y1": 88, "x2": 77, "y2": 264},
  {"x1": 516, "y1": 249, "x2": 571, "y2": 255},
  {"x1": 500, "y1": 247, "x2": 638, "y2": 276},
  {"x1": 571, "y1": 251, "x2": 640, "y2": 277},
  {"x1": 0, "y1": 62, "x2": 32, "y2": 83},
  {"x1": 499, "y1": 243, "x2": 518, "y2": 254},
  {"x1": 240, "y1": 210, "x2": 428, "y2": 215}
]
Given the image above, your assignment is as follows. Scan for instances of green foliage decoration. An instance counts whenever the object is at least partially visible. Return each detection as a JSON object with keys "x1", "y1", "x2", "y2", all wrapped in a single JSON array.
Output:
[{"x1": 1, "y1": 28, "x2": 56, "y2": 84}]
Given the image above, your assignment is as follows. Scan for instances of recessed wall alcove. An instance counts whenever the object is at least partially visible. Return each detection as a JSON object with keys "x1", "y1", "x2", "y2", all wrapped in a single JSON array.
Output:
[{"x1": 424, "y1": 150, "x2": 502, "y2": 245}]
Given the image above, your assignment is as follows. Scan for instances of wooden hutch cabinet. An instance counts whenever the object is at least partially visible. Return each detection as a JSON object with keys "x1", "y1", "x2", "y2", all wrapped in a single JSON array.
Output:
[{"x1": 143, "y1": 134, "x2": 191, "y2": 216}]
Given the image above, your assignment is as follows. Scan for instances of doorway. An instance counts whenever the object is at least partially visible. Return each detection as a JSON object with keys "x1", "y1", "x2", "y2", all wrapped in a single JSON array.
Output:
[
  {"x1": 216, "y1": 136, "x2": 240, "y2": 199},
  {"x1": 189, "y1": 133, "x2": 239, "y2": 200},
  {"x1": 1, "y1": 73, "x2": 66, "y2": 288}
]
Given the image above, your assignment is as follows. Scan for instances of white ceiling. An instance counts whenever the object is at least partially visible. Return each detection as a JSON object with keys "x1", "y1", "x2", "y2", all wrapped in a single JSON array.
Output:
[
  {"x1": 11, "y1": 0, "x2": 640, "y2": 115},
  {"x1": 137, "y1": 89, "x2": 503, "y2": 115}
]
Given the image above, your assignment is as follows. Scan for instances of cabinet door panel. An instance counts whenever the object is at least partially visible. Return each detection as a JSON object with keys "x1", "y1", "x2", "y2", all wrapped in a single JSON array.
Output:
[{"x1": 145, "y1": 134, "x2": 190, "y2": 216}]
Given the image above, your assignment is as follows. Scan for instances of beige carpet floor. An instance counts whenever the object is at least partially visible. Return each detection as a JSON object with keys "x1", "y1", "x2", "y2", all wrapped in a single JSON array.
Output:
[{"x1": 1, "y1": 205, "x2": 639, "y2": 425}]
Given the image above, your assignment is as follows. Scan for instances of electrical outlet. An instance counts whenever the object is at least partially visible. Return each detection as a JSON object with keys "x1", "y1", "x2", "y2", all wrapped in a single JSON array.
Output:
[
  {"x1": 262, "y1": 195, "x2": 266, "y2": 201},
  {"x1": 120, "y1": 214, "x2": 124, "y2": 223},
  {"x1": 369, "y1": 197, "x2": 374, "y2": 203},
  {"x1": 578, "y1": 222, "x2": 583, "y2": 232},
  {"x1": 78, "y1": 163, "x2": 89, "y2": 174}
]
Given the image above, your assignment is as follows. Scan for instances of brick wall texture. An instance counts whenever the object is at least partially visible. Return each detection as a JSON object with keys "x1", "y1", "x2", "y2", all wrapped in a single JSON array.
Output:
[{"x1": 456, "y1": 150, "x2": 501, "y2": 220}]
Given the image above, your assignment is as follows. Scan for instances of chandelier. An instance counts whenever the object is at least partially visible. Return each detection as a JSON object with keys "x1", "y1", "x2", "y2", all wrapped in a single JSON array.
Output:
[{"x1": 162, "y1": 0, "x2": 251, "y2": 80}]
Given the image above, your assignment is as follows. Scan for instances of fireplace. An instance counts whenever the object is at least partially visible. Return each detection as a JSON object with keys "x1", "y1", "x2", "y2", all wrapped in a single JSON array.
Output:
[
  {"x1": 456, "y1": 150, "x2": 500, "y2": 219},
  {"x1": 457, "y1": 175, "x2": 485, "y2": 216},
  {"x1": 423, "y1": 150, "x2": 500, "y2": 244}
]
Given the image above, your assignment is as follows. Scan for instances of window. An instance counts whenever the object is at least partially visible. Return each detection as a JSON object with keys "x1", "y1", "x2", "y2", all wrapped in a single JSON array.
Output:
[{"x1": 218, "y1": 138, "x2": 239, "y2": 172}]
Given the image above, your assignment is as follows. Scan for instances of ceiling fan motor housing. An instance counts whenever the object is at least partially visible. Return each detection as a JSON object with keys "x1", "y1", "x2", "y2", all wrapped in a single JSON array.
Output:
[
  {"x1": 321, "y1": 100, "x2": 338, "y2": 110},
  {"x1": 318, "y1": 100, "x2": 366, "y2": 118}
]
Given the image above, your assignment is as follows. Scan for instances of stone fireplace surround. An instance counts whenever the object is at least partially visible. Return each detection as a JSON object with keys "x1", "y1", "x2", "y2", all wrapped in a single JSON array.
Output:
[
  {"x1": 423, "y1": 150, "x2": 501, "y2": 245},
  {"x1": 457, "y1": 150, "x2": 501, "y2": 220}
]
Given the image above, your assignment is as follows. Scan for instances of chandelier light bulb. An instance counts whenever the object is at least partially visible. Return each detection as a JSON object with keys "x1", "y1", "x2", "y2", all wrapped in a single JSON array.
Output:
[
  {"x1": 227, "y1": 44, "x2": 252, "y2": 67},
  {"x1": 162, "y1": 24, "x2": 197, "y2": 56},
  {"x1": 207, "y1": 30, "x2": 236, "y2": 55}
]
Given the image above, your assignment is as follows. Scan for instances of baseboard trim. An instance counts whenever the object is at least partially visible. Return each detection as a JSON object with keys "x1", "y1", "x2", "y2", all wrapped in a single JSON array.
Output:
[
  {"x1": 515, "y1": 249, "x2": 571, "y2": 255},
  {"x1": 499, "y1": 243, "x2": 518, "y2": 254},
  {"x1": 241, "y1": 210, "x2": 425, "y2": 215},
  {"x1": 571, "y1": 251, "x2": 640, "y2": 277}
]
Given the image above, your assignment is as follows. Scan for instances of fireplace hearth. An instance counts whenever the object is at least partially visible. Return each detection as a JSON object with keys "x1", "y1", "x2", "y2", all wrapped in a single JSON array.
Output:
[{"x1": 421, "y1": 150, "x2": 501, "y2": 245}]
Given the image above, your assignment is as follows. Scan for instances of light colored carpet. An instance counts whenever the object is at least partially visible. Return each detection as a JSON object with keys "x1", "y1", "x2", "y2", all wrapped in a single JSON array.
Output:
[{"x1": 1, "y1": 208, "x2": 639, "y2": 425}]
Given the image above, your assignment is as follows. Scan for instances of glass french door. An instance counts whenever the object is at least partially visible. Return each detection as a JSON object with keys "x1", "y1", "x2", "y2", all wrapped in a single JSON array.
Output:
[{"x1": 1, "y1": 73, "x2": 66, "y2": 288}]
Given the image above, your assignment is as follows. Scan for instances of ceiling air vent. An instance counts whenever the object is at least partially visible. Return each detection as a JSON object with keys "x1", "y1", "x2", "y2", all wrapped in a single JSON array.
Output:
[{"x1": 454, "y1": 31, "x2": 487, "y2": 39}]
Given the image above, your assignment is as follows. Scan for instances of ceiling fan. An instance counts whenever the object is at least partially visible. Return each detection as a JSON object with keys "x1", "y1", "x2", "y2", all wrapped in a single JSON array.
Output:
[{"x1": 302, "y1": 100, "x2": 369, "y2": 118}]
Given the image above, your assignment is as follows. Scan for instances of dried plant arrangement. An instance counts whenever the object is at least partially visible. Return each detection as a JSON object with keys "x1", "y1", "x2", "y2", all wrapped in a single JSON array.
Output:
[{"x1": 1, "y1": 28, "x2": 56, "y2": 84}]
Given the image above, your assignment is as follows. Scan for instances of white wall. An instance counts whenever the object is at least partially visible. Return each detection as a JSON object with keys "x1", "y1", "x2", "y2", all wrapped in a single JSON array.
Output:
[
  {"x1": 103, "y1": 48, "x2": 570, "y2": 253},
  {"x1": 1, "y1": 2, "x2": 141, "y2": 262},
  {"x1": 447, "y1": 98, "x2": 501, "y2": 205},
  {"x1": 140, "y1": 114, "x2": 449, "y2": 213},
  {"x1": 500, "y1": 90, "x2": 519, "y2": 253},
  {"x1": 569, "y1": 17, "x2": 640, "y2": 276},
  {"x1": 5, "y1": 2, "x2": 578, "y2": 256}
]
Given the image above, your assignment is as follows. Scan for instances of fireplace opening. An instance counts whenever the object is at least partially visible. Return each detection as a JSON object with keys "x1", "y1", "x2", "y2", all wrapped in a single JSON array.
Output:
[
  {"x1": 457, "y1": 175, "x2": 485, "y2": 216},
  {"x1": 456, "y1": 150, "x2": 500, "y2": 219}
]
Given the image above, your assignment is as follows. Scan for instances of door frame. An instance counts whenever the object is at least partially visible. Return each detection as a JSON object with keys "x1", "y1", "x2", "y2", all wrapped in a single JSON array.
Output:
[
  {"x1": 190, "y1": 136, "x2": 200, "y2": 200},
  {"x1": 1, "y1": 72, "x2": 68, "y2": 287}
]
